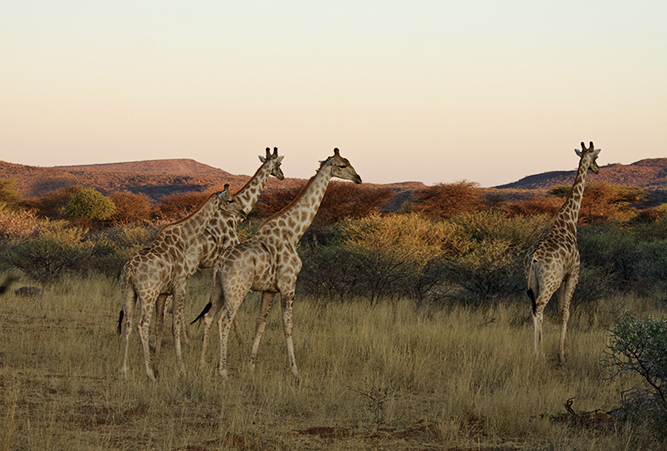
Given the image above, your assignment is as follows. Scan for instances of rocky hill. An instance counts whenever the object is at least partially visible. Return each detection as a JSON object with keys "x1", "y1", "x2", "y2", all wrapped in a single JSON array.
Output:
[
  {"x1": 0, "y1": 159, "x2": 424, "y2": 211},
  {"x1": 1, "y1": 157, "x2": 665, "y2": 209},
  {"x1": 496, "y1": 158, "x2": 667, "y2": 190}
]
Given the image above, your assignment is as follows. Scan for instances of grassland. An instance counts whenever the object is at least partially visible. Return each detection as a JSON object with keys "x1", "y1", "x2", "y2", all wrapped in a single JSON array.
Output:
[{"x1": 0, "y1": 270, "x2": 660, "y2": 450}]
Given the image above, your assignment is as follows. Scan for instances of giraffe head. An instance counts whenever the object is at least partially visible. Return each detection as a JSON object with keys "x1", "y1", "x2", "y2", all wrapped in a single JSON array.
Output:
[
  {"x1": 574, "y1": 141, "x2": 601, "y2": 174},
  {"x1": 216, "y1": 184, "x2": 246, "y2": 218},
  {"x1": 324, "y1": 148, "x2": 362, "y2": 184},
  {"x1": 259, "y1": 147, "x2": 285, "y2": 180}
]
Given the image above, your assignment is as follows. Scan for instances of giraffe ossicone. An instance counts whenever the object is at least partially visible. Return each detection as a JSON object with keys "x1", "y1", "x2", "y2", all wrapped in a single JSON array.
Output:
[
  {"x1": 524, "y1": 141, "x2": 601, "y2": 363},
  {"x1": 196, "y1": 147, "x2": 361, "y2": 379}
]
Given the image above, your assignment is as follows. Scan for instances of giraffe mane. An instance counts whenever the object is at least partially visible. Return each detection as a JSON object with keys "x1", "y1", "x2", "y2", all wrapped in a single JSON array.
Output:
[{"x1": 157, "y1": 192, "x2": 218, "y2": 237}]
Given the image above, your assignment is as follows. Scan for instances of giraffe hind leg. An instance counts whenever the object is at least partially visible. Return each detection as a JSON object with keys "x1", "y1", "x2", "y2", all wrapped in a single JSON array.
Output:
[
  {"x1": 250, "y1": 291, "x2": 276, "y2": 371},
  {"x1": 558, "y1": 272, "x2": 578, "y2": 363}
]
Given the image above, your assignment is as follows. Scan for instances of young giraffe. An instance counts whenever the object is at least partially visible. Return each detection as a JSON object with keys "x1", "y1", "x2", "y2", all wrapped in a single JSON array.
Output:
[
  {"x1": 161, "y1": 148, "x2": 285, "y2": 343},
  {"x1": 119, "y1": 187, "x2": 245, "y2": 380},
  {"x1": 524, "y1": 141, "x2": 601, "y2": 363},
  {"x1": 196, "y1": 148, "x2": 361, "y2": 378}
]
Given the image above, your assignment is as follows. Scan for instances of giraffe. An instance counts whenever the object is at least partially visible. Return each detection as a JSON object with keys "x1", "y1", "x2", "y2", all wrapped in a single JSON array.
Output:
[
  {"x1": 161, "y1": 147, "x2": 285, "y2": 343},
  {"x1": 195, "y1": 148, "x2": 361, "y2": 378},
  {"x1": 524, "y1": 141, "x2": 601, "y2": 363},
  {"x1": 119, "y1": 186, "x2": 245, "y2": 380}
]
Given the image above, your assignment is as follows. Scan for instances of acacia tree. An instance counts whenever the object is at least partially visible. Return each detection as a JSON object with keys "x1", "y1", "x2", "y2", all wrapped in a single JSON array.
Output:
[
  {"x1": 409, "y1": 180, "x2": 485, "y2": 219},
  {"x1": 503, "y1": 195, "x2": 563, "y2": 217},
  {"x1": 549, "y1": 182, "x2": 644, "y2": 223},
  {"x1": 258, "y1": 181, "x2": 393, "y2": 228},
  {"x1": 110, "y1": 191, "x2": 152, "y2": 224},
  {"x1": 0, "y1": 178, "x2": 23, "y2": 211},
  {"x1": 153, "y1": 191, "x2": 209, "y2": 220},
  {"x1": 28, "y1": 185, "x2": 84, "y2": 219},
  {"x1": 66, "y1": 188, "x2": 116, "y2": 225}
]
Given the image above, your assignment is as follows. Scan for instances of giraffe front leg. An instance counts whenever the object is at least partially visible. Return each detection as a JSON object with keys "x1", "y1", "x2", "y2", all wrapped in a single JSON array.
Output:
[
  {"x1": 172, "y1": 284, "x2": 187, "y2": 376},
  {"x1": 153, "y1": 294, "x2": 167, "y2": 378},
  {"x1": 120, "y1": 293, "x2": 135, "y2": 379},
  {"x1": 280, "y1": 290, "x2": 299, "y2": 380},
  {"x1": 137, "y1": 300, "x2": 156, "y2": 381},
  {"x1": 250, "y1": 292, "x2": 276, "y2": 372}
]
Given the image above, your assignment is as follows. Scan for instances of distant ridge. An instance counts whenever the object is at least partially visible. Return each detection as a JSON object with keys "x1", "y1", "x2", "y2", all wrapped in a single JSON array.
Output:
[
  {"x1": 1, "y1": 157, "x2": 666, "y2": 210},
  {"x1": 56, "y1": 158, "x2": 229, "y2": 176},
  {"x1": 496, "y1": 158, "x2": 667, "y2": 190}
]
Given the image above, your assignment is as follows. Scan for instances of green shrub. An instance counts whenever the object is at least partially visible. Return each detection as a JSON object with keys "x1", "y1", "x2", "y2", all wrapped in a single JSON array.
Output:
[
  {"x1": 66, "y1": 188, "x2": 116, "y2": 223},
  {"x1": 88, "y1": 224, "x2": 158, "y2": 278},
  {"x1": 604, "y1": 313, "x2": 667, "y2": 439},
  {"x1": 0, "y1": 208, "x2": 38, "y2": 243},
  {"x1": 438, "y1": 211, "x2": 550, "y2": 301},
  {"x1": 578, "y1": 222, "x2": 667, "y2": 295},
  {"x1": 298, "y1": 214, "x2": 460, "y2": 303},
  {"x1": 5, "y1": 221, "x2": 92, "y2": 282}
]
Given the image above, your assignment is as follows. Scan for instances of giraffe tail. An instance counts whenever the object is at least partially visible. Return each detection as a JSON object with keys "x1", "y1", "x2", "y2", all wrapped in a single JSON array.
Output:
[
  {"x1": 117, "y1": 310, "x2": 124, "y2": 335},
  {"x1": 191, "y1": 302, "x2": 212, "y2": 326},
  {"x1": 118, "y1": 262, "x2": 135, "y2": 335},
  {"x1": 526, "y1": 258, "x2": 539, "y2": 316}
]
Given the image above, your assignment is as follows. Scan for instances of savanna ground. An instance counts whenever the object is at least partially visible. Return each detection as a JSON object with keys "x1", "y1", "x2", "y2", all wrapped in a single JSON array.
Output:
[{"x1": 0, "y1": 270, "x2": 660, "y2": 451}]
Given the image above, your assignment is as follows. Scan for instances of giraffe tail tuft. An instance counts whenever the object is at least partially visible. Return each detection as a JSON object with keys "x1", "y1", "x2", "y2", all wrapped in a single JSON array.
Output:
[
  {"x1": 191, "y1": 302, "x2": 212, "y2": 326},
  {"x1": 117, "y1": 310, "x2": 124, "y2": 335},
  {"x1": 527, "y1": 289, "x2": 536, "y2": 316}
]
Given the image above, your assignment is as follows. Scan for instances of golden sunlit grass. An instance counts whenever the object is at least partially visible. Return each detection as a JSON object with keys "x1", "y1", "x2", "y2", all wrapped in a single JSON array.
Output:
[{"x1": 0, "y1": 270, "x2": 658, "y2": 450}]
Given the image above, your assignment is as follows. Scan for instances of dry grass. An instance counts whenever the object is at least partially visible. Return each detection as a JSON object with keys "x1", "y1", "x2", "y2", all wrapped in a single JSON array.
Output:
[{"x1": 0, "y1": 270, "x2": 658, "y2": 450}]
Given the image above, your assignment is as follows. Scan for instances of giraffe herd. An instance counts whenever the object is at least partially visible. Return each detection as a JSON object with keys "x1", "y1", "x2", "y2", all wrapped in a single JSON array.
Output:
[{"x1": 118, "y1": 143, "x2": 600, "y2": 380}]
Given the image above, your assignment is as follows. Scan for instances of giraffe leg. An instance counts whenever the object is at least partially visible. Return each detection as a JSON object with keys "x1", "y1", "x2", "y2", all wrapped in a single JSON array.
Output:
[
  {"x1": 532, "y1": 302, "x2": 545, "y2": 358},
  {"x1": 532, "y1": 282, "x2": 560, "y2": 360},
  {"x1": 558, "y1": 271, "x2": 578, "y2": 363},
  {"x1": 249, "y1": 292, "x2": 276, "y2": 371},
  {"x1": 217, "y1": 300, "x2": 241, "y2": 378},
  {"x1": 161, "y1": 295, "x2": 172, "y2": 339},
  {"x1": 120, "y1": 288, "x2": 136, "y2": 379},
  {"x1": 153, "y1": 294, "x2": 167, "y2": 378},
  {"x1": 172, "y1": 283, "x2": 187, "y2": 376},
  {"x1": 137, "y1": 298, "x2": 156, "y2": 381},
  {"x1": 280, "y1": 290, "x2": 300, "y2": 380},
  {"x1": 233, "y1": 316, "x2": 244, "y2": 345},
  {"x1": 199, "y1": 273, "x2": 224, "y2": 369}
]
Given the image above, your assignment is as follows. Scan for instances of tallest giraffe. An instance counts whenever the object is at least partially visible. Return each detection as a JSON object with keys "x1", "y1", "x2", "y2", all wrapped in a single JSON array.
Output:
[
  {"x1": 197, "y1": 148, "x2": 362, "y2": 378},
  {"x1": 524, "y1": 141, "x2": 601, "y2": 363}
]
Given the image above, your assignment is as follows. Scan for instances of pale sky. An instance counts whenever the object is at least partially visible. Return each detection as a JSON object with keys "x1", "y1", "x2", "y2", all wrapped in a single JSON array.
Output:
[{"x1": 1, "y1": 1, "x2": 666, "y2": 187}]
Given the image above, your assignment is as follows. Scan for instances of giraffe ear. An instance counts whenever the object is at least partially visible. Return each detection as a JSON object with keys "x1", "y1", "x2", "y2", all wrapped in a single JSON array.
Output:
[
  {"x1": 574, "y1": 148, "x2": 582, "y2": 157},
  {"x1": 259, "y1": 155, "x2": 266, "y2": 163},
  {"x1": 275, "y1": 155, "x2": 284, "y2": 163}
]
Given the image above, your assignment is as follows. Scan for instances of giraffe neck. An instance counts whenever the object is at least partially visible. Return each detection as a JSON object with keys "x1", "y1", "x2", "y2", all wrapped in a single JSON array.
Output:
[
  {"x1": 233, "y1": 162, "x2": 273, "y2": 214},
  {"x1": 258, "y1": 162, "x2": 333, "y2": 242},
  {"x1": 554, "y1": 158, "x2": 589, "y2": 233},
  {"x1": 206, "y1": 211, "x2": 242, "y2": 242},
  {"x1": 174, "y1": 195, "x2": 219, "y2": 248}
]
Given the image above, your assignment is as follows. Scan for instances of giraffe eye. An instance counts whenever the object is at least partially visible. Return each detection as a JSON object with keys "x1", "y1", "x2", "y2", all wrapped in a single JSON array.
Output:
[{"x1": 339, "y1": 164, "x2": 347, "y2": 169}]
